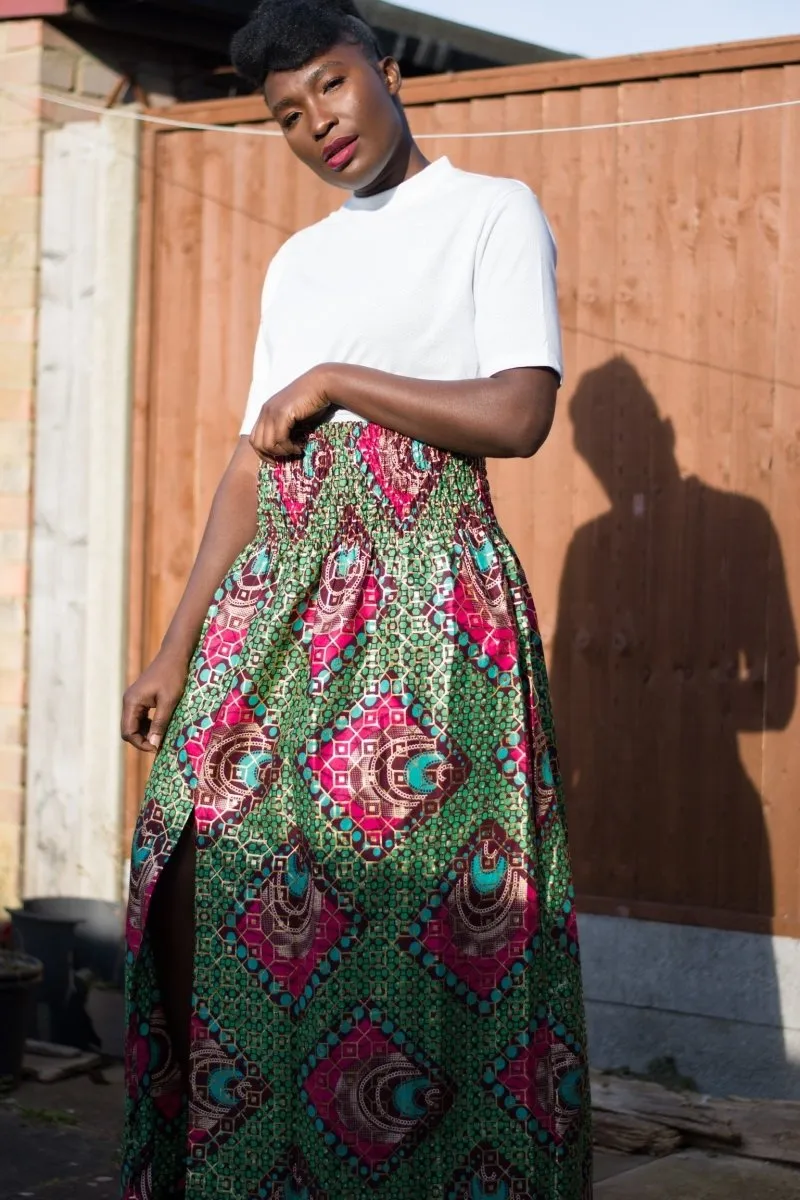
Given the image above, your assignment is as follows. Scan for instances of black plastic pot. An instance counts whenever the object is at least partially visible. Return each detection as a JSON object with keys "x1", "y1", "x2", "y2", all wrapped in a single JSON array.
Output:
[
  {"x1": 22, "y1": 898, "x2": 124, "y2": 987},
  {"x1": 8, "y1": 909, "x2": 80, "y2": 1043},
  {"x1": 0, "y1": 950, "x2": 43, "y2": 1094}
]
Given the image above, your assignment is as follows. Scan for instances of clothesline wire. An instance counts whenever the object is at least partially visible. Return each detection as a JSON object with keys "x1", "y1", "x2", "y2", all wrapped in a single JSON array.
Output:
[{"x1": 5, "y1": 84, "x2": 800, "y2": 138}]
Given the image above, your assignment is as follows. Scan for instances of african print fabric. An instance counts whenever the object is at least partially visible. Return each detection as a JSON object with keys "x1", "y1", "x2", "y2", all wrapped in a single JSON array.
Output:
[{"x1": 122, "y1": 421, "x2": 592, "y2": 1200}]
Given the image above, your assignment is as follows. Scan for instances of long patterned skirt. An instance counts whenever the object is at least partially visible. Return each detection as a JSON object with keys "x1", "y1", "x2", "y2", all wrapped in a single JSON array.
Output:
[{"x1": 122, "y1": 421, "x2": 592, "y2": 1199}]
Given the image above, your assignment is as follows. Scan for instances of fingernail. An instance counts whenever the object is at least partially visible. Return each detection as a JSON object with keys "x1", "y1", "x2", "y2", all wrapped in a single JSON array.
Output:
[{"x1": 148, "y1": 734, "x2": 162, "y2": 750}]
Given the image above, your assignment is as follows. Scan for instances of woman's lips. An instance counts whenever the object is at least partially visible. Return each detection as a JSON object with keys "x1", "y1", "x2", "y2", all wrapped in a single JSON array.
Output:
[{"x1": 325, "y1": 136, "x2": 359, "y2": 171}]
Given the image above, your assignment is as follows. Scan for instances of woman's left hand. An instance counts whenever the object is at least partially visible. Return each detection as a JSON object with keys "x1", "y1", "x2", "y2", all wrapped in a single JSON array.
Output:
[{"x1": 249, "y1": 366, "x2": 333, "y2": 459}]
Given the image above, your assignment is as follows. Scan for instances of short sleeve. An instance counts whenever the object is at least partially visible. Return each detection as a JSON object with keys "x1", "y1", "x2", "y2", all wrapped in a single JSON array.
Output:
[
  {"x1": 239, "y1": 255, "x2": 283, "y2": 437},
  {"x1": 473, "y1": 185, "x2": 563, "y2": 382}
]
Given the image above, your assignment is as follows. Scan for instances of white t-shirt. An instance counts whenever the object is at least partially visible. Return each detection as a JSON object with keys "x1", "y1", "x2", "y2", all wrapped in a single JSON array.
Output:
[{"x1": 240, "y1": 156, "x2": 562, "y2": 435}]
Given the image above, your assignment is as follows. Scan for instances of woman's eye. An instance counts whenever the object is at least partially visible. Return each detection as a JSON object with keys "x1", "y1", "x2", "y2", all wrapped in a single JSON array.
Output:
[
  {"x1": 324, "y1": 76, "x2": 345, "y2": 93},
  {"x1": 283, "y1": 113, "x2": 300, "y2": 130}
]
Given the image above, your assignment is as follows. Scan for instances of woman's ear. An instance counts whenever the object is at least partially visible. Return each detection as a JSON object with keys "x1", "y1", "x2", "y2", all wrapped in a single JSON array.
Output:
[{"x1": 381, "y1": 56, "x2": 403, "y2": 97}]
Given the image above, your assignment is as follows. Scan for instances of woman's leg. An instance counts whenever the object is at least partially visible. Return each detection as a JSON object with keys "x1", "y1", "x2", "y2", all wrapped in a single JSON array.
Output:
[{"x1": 148, "y1": 819, "x2": 196, "y2": 1085}]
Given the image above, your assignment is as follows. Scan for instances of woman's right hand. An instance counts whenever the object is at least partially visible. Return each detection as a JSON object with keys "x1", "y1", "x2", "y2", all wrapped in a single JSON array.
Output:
[{"x1": 121, "y1": 649, "x2": 190, "y2": 754}]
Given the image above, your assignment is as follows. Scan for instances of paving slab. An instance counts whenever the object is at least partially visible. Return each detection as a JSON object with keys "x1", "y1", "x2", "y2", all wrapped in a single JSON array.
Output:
[
  {"x1": 0, "y1": 1066, "x2": 123, "y2": 1198},
  {"x1": 594, "y1": 1150, "x2": 800, "y2": 1199},
  {"x1": 594, "y1": 1151, "x2": 652, "y2": 1183}
]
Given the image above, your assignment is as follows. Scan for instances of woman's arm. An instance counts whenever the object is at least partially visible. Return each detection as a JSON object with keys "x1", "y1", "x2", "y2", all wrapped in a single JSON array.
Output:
[
  {"x1": 121, "y1": 438, "x2": 261, "y2": 752},
  {"x1": 158, "y1": 438, "x2": 261, "y2": 662},
  {"x1": 323, "y1": 363, "x2": 558, "y2": 459},
  {"x1": 250, "y1": 363, "x2": 559, "y2": 461}
]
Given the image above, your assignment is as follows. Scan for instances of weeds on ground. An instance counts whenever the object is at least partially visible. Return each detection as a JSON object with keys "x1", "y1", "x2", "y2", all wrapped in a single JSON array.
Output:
[
  {"x1": 14, "y1": 1105, "x2": 79, "y2": 1127},
  {"x1": 604, "y1": 1056, "x2": 699, "y2": 1093}
]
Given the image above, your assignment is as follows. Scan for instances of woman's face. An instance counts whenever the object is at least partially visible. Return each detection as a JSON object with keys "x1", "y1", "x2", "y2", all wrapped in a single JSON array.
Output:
[{"x1": 264, "y1": 42, "x2": 406, "y2": 193}]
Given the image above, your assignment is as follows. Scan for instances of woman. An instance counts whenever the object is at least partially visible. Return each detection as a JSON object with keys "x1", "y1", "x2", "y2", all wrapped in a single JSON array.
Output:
[{"x1": 121, "y1": 1, "x2": 591, "y2": 1196}]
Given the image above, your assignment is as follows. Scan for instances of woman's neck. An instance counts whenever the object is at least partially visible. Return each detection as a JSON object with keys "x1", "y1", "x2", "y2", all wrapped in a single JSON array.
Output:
[{"x1": 354, "y1": 135, "x2": 429, "y2": 199}]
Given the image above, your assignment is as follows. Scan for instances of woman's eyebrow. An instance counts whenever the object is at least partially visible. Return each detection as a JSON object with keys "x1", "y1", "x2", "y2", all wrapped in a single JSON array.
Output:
[{"x1": 272, "y1": 61, "x2": 347, "y2": 114}]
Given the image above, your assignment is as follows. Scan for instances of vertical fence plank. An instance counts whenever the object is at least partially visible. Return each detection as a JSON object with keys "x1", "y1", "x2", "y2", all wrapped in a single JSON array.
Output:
[
  {"x1": 195, "y1": 130, "x2": 236, "y2": 523},
  {"x1": 229, "y1": 131, "x2": 277, "y2": 451},
  {"x1": 552, "y1": 84, "x2": 620, "y2": 896},
  {"x1": 485, "y1": 92, "x2": 543, "y2": 562},
  {"x1": 145, "y1": 132, "x2": 204, "y2": 671},
  {"x1": 692, "y1": 70, "x2": 743, "y2": 919},
  {"x1": 764, "y1": 65, "x2": 800, "y2": 930},
  {"x1": 529, "y1": 90, "x2": 582, "y2": 661},
  {"x1": 727, "y1": 68, "x2": 786, "y2": 919},
  {"x1": 593, "y1": 77, "x2": 665, "y2": 906},
  {"x1": 649, "y1": 76, "x2": 703, "y2": 911},
  {"x1": 428, "y1": 97, "x2": 468, "y2": 170},
  {"x1": 232, "y1": 135, "x2": 298, "y2": 436},
  {"x1": 126, "y1": 123, "x2": 159, "y2": 847}
]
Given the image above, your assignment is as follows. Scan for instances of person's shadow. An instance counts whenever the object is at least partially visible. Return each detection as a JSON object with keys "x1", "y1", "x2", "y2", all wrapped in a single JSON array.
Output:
[{"x1": 550, "y1": 357, "x2": 799, "y2": 1097}]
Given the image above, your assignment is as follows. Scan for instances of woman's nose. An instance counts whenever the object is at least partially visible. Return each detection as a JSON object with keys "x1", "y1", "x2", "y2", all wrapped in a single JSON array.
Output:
[{"x1": 311, "y1": 110, "x2": 337, "y2": 142}]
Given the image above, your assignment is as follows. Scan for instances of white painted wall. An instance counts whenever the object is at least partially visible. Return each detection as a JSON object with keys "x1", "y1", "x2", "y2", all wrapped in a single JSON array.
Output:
[
  {"x1": 25, "y1": 115, "x2": 138, "y2": 902},
  {"x1": 82, "y1": 115, "x2": 139, "y2": 902}
]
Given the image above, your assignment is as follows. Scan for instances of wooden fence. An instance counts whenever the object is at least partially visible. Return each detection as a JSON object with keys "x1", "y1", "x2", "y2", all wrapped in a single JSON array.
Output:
[{"x1": 128, "y1": 36, "x2": 800, "y2": 937}]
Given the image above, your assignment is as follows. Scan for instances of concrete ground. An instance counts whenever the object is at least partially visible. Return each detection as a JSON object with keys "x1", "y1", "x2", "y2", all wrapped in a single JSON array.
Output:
[
  {"x1": 594, "y1": 1151, "x2": 800, "y2": 1198},
  {"x1": 0, "y1": 1067, "x2": 122, "y2": 1198},
  {"x1": 1, "y1": 1070, "x2": 799, "y2": 1198}
]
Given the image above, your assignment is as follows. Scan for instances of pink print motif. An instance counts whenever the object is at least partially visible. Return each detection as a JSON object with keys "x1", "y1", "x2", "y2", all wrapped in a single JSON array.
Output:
[
  {"x1": 126, "y1": 797, "x2": 171, "y2": 959},
  {"x1": 424, "y1": 506, "x2": 520, "y2": 691},
  {"x1": 349, "y1": 424, "x2": 447, "y2": 531},
  {"x1": 175, "y1": 672, "x2": 282, "y2": 845},
  {"x1": 291, "y1": 507, "x2": 397, "y2": 695},
  {"x1": 298, "y1": 673, "x2": 471, "y2": 861},
  {"x1": 299, "y1": 1002, "x2": 455, "y2": 1185},
  {"x1": 494, "y1": 722, "x2": 559, "y2": 835},
  {"x1": 126, "y1": 1005, "x2": 183, "y2": 1121},
  {"x1": 399, "y1": 821, "x2": 542, "y2": 1012},
  {"x1": 194, "y1": 522, "x2": 278, "y2": 687},
  {"x1": 218, "y1": 828, "x2": 367, "y2": 1017},
  {"x1": 270, "y1": 438, "x2": 335, "y2": 534},
  {"x1": 488, "y1": 1016, "x2": 587, "y2": 1147},
  {"x1": 187, "y1": 1008, "x2": 271, "y2": 1158}
]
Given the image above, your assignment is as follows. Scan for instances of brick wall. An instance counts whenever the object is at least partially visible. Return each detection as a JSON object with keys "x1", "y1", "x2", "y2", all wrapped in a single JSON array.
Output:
[{"x1": 0, "y1": 18, "x2": 43, "y2": 909}]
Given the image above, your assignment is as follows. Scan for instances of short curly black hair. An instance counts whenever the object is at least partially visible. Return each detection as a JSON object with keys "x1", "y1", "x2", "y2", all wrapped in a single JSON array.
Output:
[{"x1": 231, "y1": 0, "x2": 383, "y2": 88}]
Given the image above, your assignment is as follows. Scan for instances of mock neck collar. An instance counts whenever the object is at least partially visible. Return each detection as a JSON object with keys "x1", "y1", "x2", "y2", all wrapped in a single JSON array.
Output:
[{"x1": 343, "y1": 156, "x2": 453, "y2": 213}]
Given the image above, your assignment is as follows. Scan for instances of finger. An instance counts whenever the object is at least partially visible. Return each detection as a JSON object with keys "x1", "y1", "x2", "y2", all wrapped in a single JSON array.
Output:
[
  {"x1": 249, "y1": 408, "x2": 269, "y2": 456},
  {"x1": 269, "y1": 415, "x2": 304, "y2": 459},
  {"x1": 124, "y1": 729, "x2": 154, "y2": 754},
  {"x1": 146, "y1": 693, "x2": 177, "y2": 752},
  {"x1": 251, "y1": 425, "x2": 275, "y2": 461},
  {"x1": 261, "y1": 436, "x2": 299, "y2": 459},
  {"x1": 121, "y1": 694, "x2": 154, "y2": 750},
  {"x1": 251, "y1": 427, "x2": 279, "y2": 460},
  {"x1": 122, "y1": 715, "x2": 155, "y2": 753},
  {"x1": 275, "y1": 440, "x2": 303, "y2": 458}
]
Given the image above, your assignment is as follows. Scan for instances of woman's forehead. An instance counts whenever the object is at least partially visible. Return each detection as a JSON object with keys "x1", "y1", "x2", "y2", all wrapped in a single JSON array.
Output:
[{"x1": 264, "y1": 43, "x2": 364, "y2": 108}]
